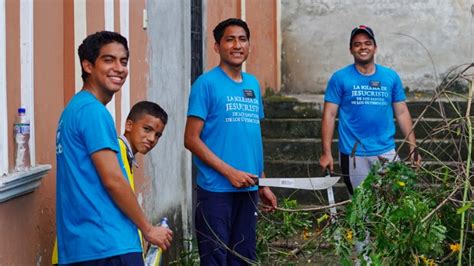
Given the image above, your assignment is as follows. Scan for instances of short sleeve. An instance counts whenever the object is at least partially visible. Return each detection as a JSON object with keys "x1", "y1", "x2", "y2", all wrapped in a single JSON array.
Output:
[
  {"x1": 77, "y1": 103, "x2": 119, "y2": 155},
  {"x1": 324, "y1": 73, "x2": 342, "y2": 105},
  {"x1": 392, "y1": 72, "x2": 406, "y2": 103},
  {"x1": 187, "y1": 77, "x2": 210, "y2": 120}
]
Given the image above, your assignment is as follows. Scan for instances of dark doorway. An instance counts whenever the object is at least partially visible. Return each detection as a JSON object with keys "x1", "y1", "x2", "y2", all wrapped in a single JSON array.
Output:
[
  {"x1": 190, "y1": 0, "x2": 203, "y2": 240},
  {"x1": 191, "y1": 0, "x2": 203, "y2": 83}
]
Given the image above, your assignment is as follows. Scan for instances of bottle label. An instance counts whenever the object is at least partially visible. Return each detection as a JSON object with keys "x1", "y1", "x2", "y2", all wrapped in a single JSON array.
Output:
[{"x1": 15, "y1": 123, "x2": 30, "y2": 134}]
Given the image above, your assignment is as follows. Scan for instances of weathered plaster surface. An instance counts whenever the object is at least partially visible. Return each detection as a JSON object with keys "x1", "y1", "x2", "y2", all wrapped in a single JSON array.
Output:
[{"x1": 281, "y1": 0, "x2": 472, "y2": 93}]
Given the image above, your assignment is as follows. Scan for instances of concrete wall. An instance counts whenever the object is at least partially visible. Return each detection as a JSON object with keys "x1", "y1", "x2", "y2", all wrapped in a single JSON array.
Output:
[
  {"x1": 146, "y1": 0, "x2": 193, "y2": 261},
  {"x1": 281, "y1": 0, "x2": 473, "y2": 94}
]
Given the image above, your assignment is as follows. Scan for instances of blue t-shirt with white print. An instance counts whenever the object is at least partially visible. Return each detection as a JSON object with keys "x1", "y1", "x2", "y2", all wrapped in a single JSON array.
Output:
[
  {"x1": 56, "y1": 91, "x2": 141, "y2": 264},
  {"x1": 324, "y1": 64, "x2": 406, "y2": 156},
  {"x1": 187, "y1": 66, "x2": 264, "y2": 192}
]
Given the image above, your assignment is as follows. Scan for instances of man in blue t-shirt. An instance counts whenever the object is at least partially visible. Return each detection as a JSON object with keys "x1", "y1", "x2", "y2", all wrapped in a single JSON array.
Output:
[
  {"x1": 184, "y1": 18, "x2": 277, "y2": 265},
  {"x1": 320, "y1": 25, "x2": 421, "y2": 194},
  {"x1": 55, "y1": 31, "x2": 172, "y2": 265}
]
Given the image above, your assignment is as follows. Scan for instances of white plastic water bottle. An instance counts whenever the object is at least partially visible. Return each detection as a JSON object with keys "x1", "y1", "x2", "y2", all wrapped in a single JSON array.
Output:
[
  {"x1": 14, "y1": 107, "x2": 31, "y2": 171},
  {"x1": 144, "y1": 217, "x2": 169, "y2": 266}
]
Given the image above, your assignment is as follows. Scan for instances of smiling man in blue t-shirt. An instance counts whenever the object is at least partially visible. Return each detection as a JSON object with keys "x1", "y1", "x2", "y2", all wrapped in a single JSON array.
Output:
[
  {"x1": 55, "y1": 31, "x2": 172, "y2": 265},
  {"x1": 320, "y1": 25, "x2": 421, "y2": 195},
  {"x1": 185, "y1": 18, "x2": 277, "y2": 265}
]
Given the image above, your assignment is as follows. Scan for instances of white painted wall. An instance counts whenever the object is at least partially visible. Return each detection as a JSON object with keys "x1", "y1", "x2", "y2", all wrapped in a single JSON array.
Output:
[
  {"x1": 0, "y1": 0, "x2": 7, "y2": 175},
  {"x1": 119, "y1": 0, "x2": 130, "y2": 134},
  {"x1": 104, "y1": 0, "x2": 116, "y2": 121},
  {"x1": 20, "y1": 0, "x2": 35, "y2": 166},
  {"x1": 74, "y1": 0, "x2": 86, "y2": 92}
]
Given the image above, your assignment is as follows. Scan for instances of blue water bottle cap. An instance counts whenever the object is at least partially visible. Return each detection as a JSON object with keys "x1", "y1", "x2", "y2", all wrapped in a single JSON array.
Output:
[
  {"x1": 18, "y1": 108, "x2": 26, "y2": 114},
  {"x1": 160, "y1": 217, "x2": 169, "y2": 228}
]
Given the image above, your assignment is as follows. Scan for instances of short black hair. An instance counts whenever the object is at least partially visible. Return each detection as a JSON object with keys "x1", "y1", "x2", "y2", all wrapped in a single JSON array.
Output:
[
  {"x1": 213, "y1": 18, "x2": 250, "y2": 44},
  {"x1": 127, "y1": 101, "x2": 168, "y2": 125},
  {"x1": 78, "y1": 31, "x2": 129, "y2": 82}
]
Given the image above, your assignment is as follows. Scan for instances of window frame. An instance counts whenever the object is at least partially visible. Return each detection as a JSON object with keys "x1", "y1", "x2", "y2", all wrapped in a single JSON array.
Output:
[
  {"x1": 0, "y1": 0, "x2": 8, "y2": 176},
  {"x1": 0, "y1": 0, "x2": 50, "y2": 203}
]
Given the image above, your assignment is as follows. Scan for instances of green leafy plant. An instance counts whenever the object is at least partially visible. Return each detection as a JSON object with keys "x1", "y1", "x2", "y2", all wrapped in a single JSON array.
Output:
[{"x1": 335, "y1": 162, "x2": 447, "y2": 265}]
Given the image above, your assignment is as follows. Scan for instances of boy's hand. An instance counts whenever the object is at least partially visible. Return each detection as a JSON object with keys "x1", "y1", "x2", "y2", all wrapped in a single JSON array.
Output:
[{"x1": 143, "y1": 226, "x2": 173, "y2": 250}]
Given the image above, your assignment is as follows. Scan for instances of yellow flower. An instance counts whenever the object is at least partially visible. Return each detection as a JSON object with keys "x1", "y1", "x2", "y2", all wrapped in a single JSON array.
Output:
[
  {"x1": 302, "y1": 229, "x2": 310, "y2": 240},
  {"x1": 420, "y1": 255, "x2": 435, "y2": 265},
  {"x1": 450, "y1": 243, "x2": 461, "y2": 253},
  {"x1": 426, "y1": 259, "x2": 435, "y2": 266},
  {"x1": 397, "y1": 181, "x2": 406, "y2": 187},
  {"x1": 345, "y1": 230, "x2": 353, "y2": 241}
]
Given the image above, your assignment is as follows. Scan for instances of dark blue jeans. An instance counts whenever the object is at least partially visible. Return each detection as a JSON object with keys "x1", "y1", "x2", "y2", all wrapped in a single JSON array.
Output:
[
  {"x1": 61, "y1": 252, "x2": 144, "y2": 266},
  {"x1": 195, "y1": 187, "x2": 259, "y2": 266}
]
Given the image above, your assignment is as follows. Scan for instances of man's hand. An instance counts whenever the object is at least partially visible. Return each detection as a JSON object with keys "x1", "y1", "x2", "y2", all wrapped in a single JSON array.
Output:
[
  {"x1": 410, "y1": 148, "x2": 422, "y2": 168},
  {"x1": 258, "y1": 186, "x2": 277, "y2": 212},
  {"x1": 226, "y1": 168, "x2": 257, "y2": 188},
  {"x1": 319, "y1": 153, "x2": 334, "y2": 174},
  {"x1": 142, "y1": 225, "x2": 173, "y2": 251}
]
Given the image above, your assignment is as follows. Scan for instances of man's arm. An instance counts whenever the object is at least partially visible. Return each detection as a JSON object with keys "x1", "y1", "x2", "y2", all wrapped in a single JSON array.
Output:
[
  {"x1": 184, "y1": 116, "x2": 255, "y2": 188},
  {"x1": 393, "y1": 101, "x2": 421, "y2": 165},
  {"x1": 91, "y1": 150, "x2": 173, "y2": 250},
  {"x1": 320, "y1": 102, "x2": 339, "y2": 173}
]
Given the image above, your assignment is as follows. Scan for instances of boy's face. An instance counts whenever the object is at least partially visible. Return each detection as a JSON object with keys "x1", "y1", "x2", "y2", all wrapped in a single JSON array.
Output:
[
  {"x1": 214, "y1": 25, "x2": 250, "y2": 68},
  {"x1": 125, "y1": 114, "x2": 165, "y2": 155},
  {"x1": 82, "y1": 42, "x2": 129, "y2": 96}
]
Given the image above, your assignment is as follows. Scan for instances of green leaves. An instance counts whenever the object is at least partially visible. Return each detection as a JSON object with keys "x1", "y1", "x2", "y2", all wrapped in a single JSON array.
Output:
[
  {"x1": 256, "y1": 198, "x2": 315, "y2": 263},
  {"x1": 334, "y1": 162, "x2": 447, "y2": 265},
  {"x1": 456, "y1": 202, "x2": 472, "y2": 215}
]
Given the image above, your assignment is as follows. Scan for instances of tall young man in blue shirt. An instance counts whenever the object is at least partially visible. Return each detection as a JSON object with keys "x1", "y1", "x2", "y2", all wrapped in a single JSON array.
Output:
[
  {"x1": 320, "y1": 25, "x2": 421, "y2": 194},
  {"x1": 55, "y1": 31, "x2": 172, "y2": 265},
  {"x1": 185, "y1": 18, "x2": 277, "y2": 265}
]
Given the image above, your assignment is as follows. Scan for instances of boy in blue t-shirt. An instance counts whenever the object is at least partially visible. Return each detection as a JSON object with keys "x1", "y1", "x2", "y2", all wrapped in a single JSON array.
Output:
[
  {"x1": 55, "y1": 31, "x2": 172, "y2": 265},
  {"x1": 185, "y1": 18, "x2": 277, "y2": 265},
  {"x1": 320, "y1": 25, "x2": 421, "y2": 194}
]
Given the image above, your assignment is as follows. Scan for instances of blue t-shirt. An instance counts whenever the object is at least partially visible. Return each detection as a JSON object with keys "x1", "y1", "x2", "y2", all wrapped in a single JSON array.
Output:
[
  {"x1": 324, "y1": 64, "x2": 406, "y2": 156},
  {"x1": 56, "y1": 91, "x2": 141, "y2": 264},
  {"x1": 187, "y1": 67, "x2": 264, "y2": 192}
]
